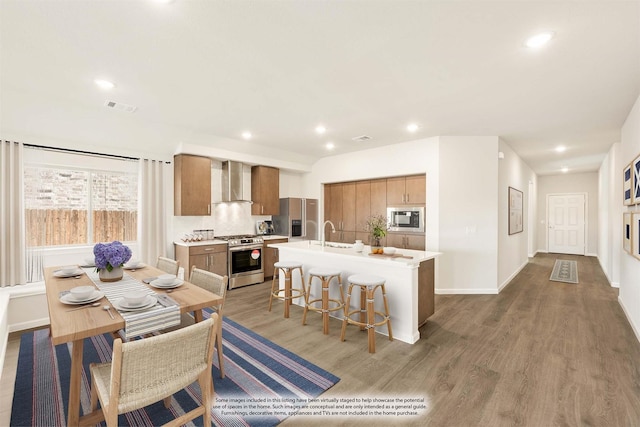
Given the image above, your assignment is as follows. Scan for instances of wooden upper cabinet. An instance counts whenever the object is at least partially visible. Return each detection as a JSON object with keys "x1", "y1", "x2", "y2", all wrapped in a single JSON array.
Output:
[
  {"x1": 355, "y1": 181, "x2": 371, "y2": 233},
  {"x1": 370, "y1": 179, "x2": 387, "y2": 217},
  {"x1": 174, "y1": 154, "x2": 212, "y2": 216},
  {"x1": 251, "y1": 166, "x2": 279, "y2": 215},
  {"x1": 386, "y1": 175, "x2": 425, "y2": 205},
  {"x1": 341, "y1": 182, "x2": 356, "y2": 232}
]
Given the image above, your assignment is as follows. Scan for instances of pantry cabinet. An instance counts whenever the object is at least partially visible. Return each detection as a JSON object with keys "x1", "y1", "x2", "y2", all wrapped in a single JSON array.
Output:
[
  {"x1": 174, "y1": 243, "x2": 228, "y2": 281},
  {"x1": 174, "y1": 154, "x2": 212, "y2": 216},
  {"x1": 263, "y1": 238, "x2": 289, "y2": 279},
  {"x1": 324, "y1": 182, "x2": 356, "y2": 243},
  {"x1": 251, "y1": 166, "x2": 280, "y2": 215}
]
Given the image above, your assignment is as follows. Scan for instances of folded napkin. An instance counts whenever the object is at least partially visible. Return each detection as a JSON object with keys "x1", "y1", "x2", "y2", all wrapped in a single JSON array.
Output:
[{"x1": 84, "y1": 268, "x2": 180, "y2": 339}]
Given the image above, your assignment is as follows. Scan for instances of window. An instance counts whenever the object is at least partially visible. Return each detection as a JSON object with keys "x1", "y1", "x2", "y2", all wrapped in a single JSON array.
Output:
[{"x1": 24, "y1": 148, "x2": 138, "y2": 247}]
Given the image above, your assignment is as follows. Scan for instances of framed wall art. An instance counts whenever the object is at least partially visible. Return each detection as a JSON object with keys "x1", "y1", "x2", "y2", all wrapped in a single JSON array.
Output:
[
  {"x1": 624, "y1": 163, "x2": 633, "y2": 205},
  {"x1": 508, "y1": 186, "x2": 523, "y2": 235},
  {"x1": 632, "y1": 212, "x2": 640, "y2": 260},
  {"x1": 633, "y1": 154, "x2": 640, "y2": 204},
  {"x1": 624, "y1": 212, "x2": 632, "y2": 254}
]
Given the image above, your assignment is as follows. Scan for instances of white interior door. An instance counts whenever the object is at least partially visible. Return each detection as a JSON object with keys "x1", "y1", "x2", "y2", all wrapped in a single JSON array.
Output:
[{"x1": 547, "y1": 194, "x2": 586, "y2": 255}]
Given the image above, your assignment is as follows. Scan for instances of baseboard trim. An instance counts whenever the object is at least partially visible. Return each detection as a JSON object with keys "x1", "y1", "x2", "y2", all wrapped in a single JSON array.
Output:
[
  {"x1": 499, "y1": 259, "x2": 529, "y2": 292},
  {"x1": 435, "y1": 288, "x2": 499, "y2": 295},
  {"x1": 618, "y1": 296, "x2": 640, "y2": 344},
  {"x1": 0, "y1": 293, "x2": 9, "y2": 383}
]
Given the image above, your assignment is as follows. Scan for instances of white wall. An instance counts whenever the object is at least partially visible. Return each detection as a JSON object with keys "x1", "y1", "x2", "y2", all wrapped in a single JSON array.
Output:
[
  {"x1": 598, "y1": 143, "x2": 622, "y2": 287},
  {"x1": 438, "y1": 136, "x2": 500, "y2": 294},
  {"x1": 619, "y1": 94, "x2": 640, "y2": 341},
  {"x1": 536, "y1": 172, "x2": 599, "y2": 255},
  {"x1": 498, "y1": 139, "x2": 537, "y2": 290}
]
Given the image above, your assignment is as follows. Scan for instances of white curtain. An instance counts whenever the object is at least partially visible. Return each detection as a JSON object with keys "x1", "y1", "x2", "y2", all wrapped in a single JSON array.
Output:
[
  {"x1": 0, "y1": 141, "x2": 26, "y2": 287},
  {"x1": 139, "y1": 159, "x2": 168, "y2": 265}
]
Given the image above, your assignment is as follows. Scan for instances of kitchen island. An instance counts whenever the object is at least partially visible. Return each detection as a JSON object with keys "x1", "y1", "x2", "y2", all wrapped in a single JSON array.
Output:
[{"x1": 267, "y1": 240, "x2": 440, "y2": 344}]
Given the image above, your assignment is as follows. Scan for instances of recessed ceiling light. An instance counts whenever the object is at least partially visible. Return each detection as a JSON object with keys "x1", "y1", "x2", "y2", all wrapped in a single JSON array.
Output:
[
  {"x1": 525, "y1": 32, "x2": 554, "y2": 48},
  {"x1": 407, "y1": 123, "x2": 419, "y2": 133},
  {"x1": 555, "y1": 145, "x2": 566, "y2": 153},
  {"x1": 316, "y1": 125, "x2": 326, "y2": 134},
  {"x1": 325, "y1": 142, "x2": 335, "y2": 150},
  {"x1": 94, "y1": 79, "x2": 115, "y2": 90},
  {"x1": 561, "y1": 167, "x2": 569, "y2": 173},
  {"x1": 241, "y1": 131, "x2": 252, "y2": 140}
]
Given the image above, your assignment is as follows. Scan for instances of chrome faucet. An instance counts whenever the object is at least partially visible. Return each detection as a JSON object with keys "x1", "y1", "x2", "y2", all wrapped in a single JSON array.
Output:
[{"x1": 321, "y1": 220, "x2": 336, "y2": 246}]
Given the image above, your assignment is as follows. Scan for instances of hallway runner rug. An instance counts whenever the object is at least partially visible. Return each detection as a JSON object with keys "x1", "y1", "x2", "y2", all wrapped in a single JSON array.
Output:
[
  {"x1": 550, "y1": 259, "x2": 579, "y2": 284},
  {"x1": 10, "y1": 314, "x2": 340, "y2": 427}
]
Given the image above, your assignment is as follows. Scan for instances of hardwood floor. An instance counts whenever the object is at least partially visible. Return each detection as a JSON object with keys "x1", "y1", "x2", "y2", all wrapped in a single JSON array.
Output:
[{"x1": 2, "y1": 254, "x2": 640, "y2": 426}]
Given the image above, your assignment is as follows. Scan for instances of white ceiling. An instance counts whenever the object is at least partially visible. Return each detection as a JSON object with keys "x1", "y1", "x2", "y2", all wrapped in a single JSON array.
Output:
[{"x1": 1, "y1": 1, "x2": 639, "y2": 175}]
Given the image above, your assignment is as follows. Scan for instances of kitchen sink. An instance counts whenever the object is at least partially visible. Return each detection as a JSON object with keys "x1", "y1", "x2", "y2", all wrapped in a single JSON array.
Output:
[{"x1": 312, "y1": 241, "x2": 353, "y2": 249}]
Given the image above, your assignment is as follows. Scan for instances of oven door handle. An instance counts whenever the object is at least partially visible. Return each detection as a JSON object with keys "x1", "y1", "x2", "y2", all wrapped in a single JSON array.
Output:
[{"x1": 229, "y1": 245, "x2": 264, "y2": 252}]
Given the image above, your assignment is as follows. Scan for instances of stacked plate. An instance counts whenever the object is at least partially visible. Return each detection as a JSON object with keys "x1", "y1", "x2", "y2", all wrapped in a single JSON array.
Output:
[
  {"x1": 149, "y1": 278, "x2": 184, "y2": 289},
  {"x1": 123, "y1": 261, "x2": 145, "y2": 270},
  {"x1": 53, "y1": 267, "x2": 85, "y2": 278},
  {"x1": 60, "y1": 290, "x2": 104, "y2": 305},
  {"x1": 114, "y1": 295, "x2": 157, "y2": 312}
]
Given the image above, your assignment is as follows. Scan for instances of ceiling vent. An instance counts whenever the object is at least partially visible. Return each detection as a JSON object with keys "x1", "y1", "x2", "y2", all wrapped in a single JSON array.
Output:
[
  {"x1": 352, "y1": 135, "x2": 372, "y2": 142},
  {"x1": 104, "y1": 100, "x2": 137, "y2": 113}
]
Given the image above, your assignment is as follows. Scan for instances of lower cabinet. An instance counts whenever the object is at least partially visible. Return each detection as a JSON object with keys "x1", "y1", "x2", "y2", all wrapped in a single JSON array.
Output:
[
  {"x1": 174, "y1": 243, "x2": 228, "y2": 281},
  {"x1": 264, "y1": 238, "x2": 289, "y2": 279},
  {"x1": 386, "y1": 233, "x2": 426, "y2": 251}
]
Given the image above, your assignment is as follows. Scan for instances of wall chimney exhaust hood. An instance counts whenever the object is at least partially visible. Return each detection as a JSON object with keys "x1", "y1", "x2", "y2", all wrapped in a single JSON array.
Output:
[{"x1": 221, "y1": 160, "x2": 252, "y2": 203}]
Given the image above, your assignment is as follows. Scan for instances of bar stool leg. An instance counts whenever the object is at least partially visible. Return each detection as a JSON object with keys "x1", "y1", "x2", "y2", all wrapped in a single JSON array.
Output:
[
  {"x1": 322, "y1": 276, "x2": 330, "y2": 335},
  {"x1": 284, "y1": 268, "x2": 291, "y2": 318},
  {"x1": 268, "y1": 269, "x2": 279, "y2": 312},
  {"x1": 340, "y1": 284, "x2": 354, "y2": 342},
  {"x1": 302, "y1": 275, "x2": 313, "y2": 325},
  {"x1": 366, "y1": 286, "x2": 376, "y2": 353},
  {"x1": 359, "y1": 286, "x2": 366, "y2": 331},
  {"x1": 381, "y1": 284, "x2": 393, "y2": 341}
]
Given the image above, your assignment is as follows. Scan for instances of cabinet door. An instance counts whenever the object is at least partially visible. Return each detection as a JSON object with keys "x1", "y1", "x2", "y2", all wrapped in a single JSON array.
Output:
[
  {"x1": 370, "y1": 179, "x2": 387, "y2": 218},
  {"x1": 174, "y1": 154, "x2": 211, "y2": 216},
  {"x1": 355, "y1": 181, "x2": 371, "y2": 234},
  {"x1": 386, "y1": 233, "x2": 405, "y2": 248},
  {"x1": 251, "y1": 166, "x2": 279, "y2": 215},
  {"x1": 327, "y1": 184, "x2": 343, "y2": 242},
  {"x1": 341, "y1": 231, "x2": 356, "y2": 244},
  {"x1": 386, "y1": 177, "x2": 406, "y2": 205},
  {"x1": 189, "y1": 254, "x2": 209, "y2": 279},
  {"x1": 405, "y1": 175, "x2": 426, "y2": 204},
  {"x1": 342, "y1": 182, "x2": 356, "y2": 232},
  {"x1": 210, "y1": 252, "x2": 228, "y2": 277},
  {"x1": 405, "y1": 234, "x2": 426, "y2": 250}
]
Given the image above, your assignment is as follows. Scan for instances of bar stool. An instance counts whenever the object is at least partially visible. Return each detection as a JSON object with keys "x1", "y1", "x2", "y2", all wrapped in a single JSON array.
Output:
[
  {"x1": 268, "y1": 261, "x2": 305, "y2": 318},
  {"x1": 340, "y1": 274, "x2": 393, "y2": 353},
  {"x1": 302, "y1": 267, "x2": 345, "y2": 335}
]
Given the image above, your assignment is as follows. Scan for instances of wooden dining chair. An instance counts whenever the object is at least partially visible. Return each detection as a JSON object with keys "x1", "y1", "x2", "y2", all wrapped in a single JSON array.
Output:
[
  {"x1": 165, "y1": 267, "x2": 228, "y2": 378},
  {"x1": 89, "y1": 315, "x2": 218, "y2": 427},
  {"x1": 157, "y1": 256, "x2": 180, "y2": 275}
]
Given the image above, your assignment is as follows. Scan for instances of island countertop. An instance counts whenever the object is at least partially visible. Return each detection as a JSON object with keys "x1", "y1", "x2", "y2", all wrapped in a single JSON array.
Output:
[
  {"x1": 267, "y1": 240, "x2": 440, "y2": 266},
  {"x1": 269, "y1": 240, "x2": 441, "y2": 344}
]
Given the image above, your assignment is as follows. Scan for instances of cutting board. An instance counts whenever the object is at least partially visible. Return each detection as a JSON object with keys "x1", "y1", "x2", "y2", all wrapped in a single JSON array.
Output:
[{"x1": 368, "y1": 253, "x2": 413, "y2": 259}]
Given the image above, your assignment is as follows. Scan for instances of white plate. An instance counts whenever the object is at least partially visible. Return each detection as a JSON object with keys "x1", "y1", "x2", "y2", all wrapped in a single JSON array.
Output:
[
  {"x1": 114, "y1": 296, "x2": 157, "y2": 312},
  {"x1": 53, "y1": 269, "x2": 85, "y2": 278},
  {"x1": 149, "y1": 278, "x2": 184, "y2": 289},
  {"x1": 123, "y1": 263, "x2": 145, "y2": 270},
  {"x1": 60, "y1": 290, "x2": 104, "y2": 305}
]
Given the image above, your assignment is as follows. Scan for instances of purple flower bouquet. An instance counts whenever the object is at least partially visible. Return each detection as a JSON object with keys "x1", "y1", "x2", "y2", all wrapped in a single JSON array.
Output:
[{"x1": 93, "y1": 241, "x2": 132, "y2": 272}]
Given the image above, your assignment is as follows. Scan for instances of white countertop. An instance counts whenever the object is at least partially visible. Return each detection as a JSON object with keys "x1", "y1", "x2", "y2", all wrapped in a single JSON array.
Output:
[
  {"x1": 174, "y1": 239, "x2": 228, "y2": 247},
  {"x1": 268, "y1": 240, "x2": 440, "y2": 266},
  {"x1": 174, "y1": 235, "x2": 288, "y2": 247}
]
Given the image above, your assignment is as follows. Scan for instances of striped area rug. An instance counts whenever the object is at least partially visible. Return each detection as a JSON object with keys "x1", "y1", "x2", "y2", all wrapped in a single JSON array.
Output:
[{"x1": 10, "y1": 312, "x2": 339, "y2": 426}]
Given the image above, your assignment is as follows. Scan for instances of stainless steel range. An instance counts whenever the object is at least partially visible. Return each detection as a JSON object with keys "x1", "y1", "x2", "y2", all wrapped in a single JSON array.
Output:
[{"x1": 216, "y1": 235, "x2": 264, "y2": 289}]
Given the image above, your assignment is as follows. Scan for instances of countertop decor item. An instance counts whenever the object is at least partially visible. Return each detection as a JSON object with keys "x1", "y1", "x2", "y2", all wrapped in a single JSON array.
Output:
[
  {"x1": 354, "y1": 240, "x2": 364, "y2": 252},
  {"x1": 365, "y1": 214, "x2": 387, "y2": 254},
  {"x1": 93, "y1": 240, "x2": 132, "y2": 282}
]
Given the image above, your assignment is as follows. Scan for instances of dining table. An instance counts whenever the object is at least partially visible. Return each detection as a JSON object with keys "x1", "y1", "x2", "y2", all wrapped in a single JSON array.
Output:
[{"x1": 43, "y1": 263, "x2": 224, "y2": 427}]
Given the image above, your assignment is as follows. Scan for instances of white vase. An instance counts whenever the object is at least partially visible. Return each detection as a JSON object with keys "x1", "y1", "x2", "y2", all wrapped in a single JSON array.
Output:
[
  {"x1": 99, "y1": 266, "x2": 123, "y2": 282},
  {"x1": 354, "y1": 240, "x2": 364, "y2": 253}
]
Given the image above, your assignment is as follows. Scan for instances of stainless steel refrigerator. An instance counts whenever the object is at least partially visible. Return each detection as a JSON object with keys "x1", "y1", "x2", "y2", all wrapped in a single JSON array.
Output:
[{"x1": 273, "y1": 198, "x2": 318, "y2": 241}]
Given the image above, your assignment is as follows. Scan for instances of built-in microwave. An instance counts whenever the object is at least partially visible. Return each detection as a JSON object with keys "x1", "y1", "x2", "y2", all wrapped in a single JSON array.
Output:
[{"x1": 387, "y1": 206, "x2": 425, "y2": 233}]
